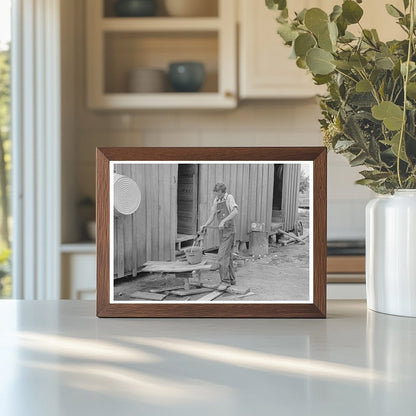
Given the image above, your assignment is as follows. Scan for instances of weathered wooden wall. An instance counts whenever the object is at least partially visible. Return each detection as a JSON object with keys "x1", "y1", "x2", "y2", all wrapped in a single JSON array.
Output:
[
  {"x1": 198, "y1": 164, "x2": 274, "y2": 249},
  {"x1": 282, "y1": 164, "x2": 301, "y2": 231},
  {"x1": 177, "y1": 164, "x2": 198, "y2": 235},
  {"x1": 114, "y1": 163, "x2": 178, "y2": 278}
]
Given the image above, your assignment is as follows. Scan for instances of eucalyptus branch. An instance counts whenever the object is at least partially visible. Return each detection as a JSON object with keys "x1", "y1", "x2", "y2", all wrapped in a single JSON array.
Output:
[
  {"x1": 358, "y1": 69, "x2": 381, "y2": 104},
  {"x1": 334, "y1": 68, "x2": 359, "y2": 84},
  {"x1": 390, "y1": 79, "x2": 398, "y2": 101},
  {"x1": 393, "y1": 85, "x2": 404, "y2": 103},
  {"x1": 397, "y1": 0, "x2": 415, "y2": 188}
]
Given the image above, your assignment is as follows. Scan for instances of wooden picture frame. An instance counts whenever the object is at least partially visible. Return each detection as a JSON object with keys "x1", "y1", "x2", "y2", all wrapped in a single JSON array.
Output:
[{"x1": 96, "y1": 147, "x2": 327, "y2": 318}]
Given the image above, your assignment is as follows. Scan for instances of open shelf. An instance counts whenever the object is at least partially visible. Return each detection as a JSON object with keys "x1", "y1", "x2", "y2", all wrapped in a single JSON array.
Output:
[
  {"x1": 87, "y1": 0, "x2": 236, "y2": 109},
  {"x1": 104, "y1": 31, "x2": 218, "y2": 94},
  {"x1": 101, "y1": 17, "x2": 221, "y2": 31},
  {"x1": 103, "y1": 0, "x2": 219, "y2": 18}
]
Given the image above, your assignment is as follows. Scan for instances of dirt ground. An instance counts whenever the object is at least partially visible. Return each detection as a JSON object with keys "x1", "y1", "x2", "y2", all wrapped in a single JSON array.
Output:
[{"x1": 114, "y1": 211, "x2": 310, "y2": 302}]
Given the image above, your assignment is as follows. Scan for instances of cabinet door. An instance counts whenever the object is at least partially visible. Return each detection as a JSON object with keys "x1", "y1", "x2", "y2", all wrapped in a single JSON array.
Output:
[
  {"x1": 239, "y1": 0, "x2": 404, "y2": 99},
  {"x1": 239, "y1": 0, "x2": 326, "y2": 99},
  {"x1": 61, "y1": 253, "x2": 96, "y2": 300}
]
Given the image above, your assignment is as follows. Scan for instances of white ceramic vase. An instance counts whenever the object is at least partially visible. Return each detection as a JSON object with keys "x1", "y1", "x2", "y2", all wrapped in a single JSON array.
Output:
[{"x1": 366, "y1": 190, "x2": 416, "y2": 317}]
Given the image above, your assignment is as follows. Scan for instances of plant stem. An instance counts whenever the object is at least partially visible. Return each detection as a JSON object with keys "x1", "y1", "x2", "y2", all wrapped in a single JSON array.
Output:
[
  {"x1": 334, "y1": 68, "x2": 358, "y2": 84},
  {"x1": 398, "y1": 0, "x2": 415, "y2": 188}
]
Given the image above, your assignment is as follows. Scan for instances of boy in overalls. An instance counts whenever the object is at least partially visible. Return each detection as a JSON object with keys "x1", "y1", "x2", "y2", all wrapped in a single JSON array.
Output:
[{"x1": 200, "y1": 182, "x2": 239, "y2": 286}]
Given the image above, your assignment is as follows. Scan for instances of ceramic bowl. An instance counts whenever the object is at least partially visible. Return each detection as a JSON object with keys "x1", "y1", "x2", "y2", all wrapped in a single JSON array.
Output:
[
  {"x1": 168, "y1": 62, "x2": 205, "y2": 92},
  {"x1": 128, "y1": 68, "x2": 167, "y2": 93},
  {"x1": 114, "y1": 0, "x2": 157, "y2": 17}
]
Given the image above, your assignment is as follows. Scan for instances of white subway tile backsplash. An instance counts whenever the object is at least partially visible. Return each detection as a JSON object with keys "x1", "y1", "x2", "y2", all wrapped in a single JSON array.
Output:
[
  {"x1": 199, "y1": 129, "x2": 257, "y2": 146},
  {"x1": 178, "y1": 111, "x2": 227, "y2": 130},
  {"x1": 142, "y1": 130, "x2": 201, "y2": 147},
  {"x1": 132, "y1": 112, "x2": 180, "y2": 130}
]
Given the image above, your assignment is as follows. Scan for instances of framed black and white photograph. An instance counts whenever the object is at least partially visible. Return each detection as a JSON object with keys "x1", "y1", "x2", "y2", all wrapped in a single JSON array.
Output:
[{"x1": 96, "y1": 147, "x2": 327, "y2": 317}]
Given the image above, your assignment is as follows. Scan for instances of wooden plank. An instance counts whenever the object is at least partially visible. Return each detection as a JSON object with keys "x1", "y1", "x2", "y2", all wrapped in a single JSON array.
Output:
[
  {"x1": 145, "y1": 165, "x2": 152, "y2": 261},
  {"x1": 142, "y1": 261, "x2": 211, "y2": 273},
  {"x1": 144, "y1": 260, "x2": 207, "y2": 266},
  {"x1": 130, "y1": 291, "x2": 167, "y2": 301},
  {"x1": 248, "y1": 164, "x2": 258, "y2": 228},
  {"x1": 152, "y1": 164, "x2": 159, "y2": 260},
  {"x1": 176, "y1": 234, "x2": 196, "y2": 243},
  {"x1": 158, "y1": 164, "x2": 165, "y2": 260},
  {"x1": 207, "y1": 164, "x2": 217, "y2": 249},
  {"x1": 216, "y1": 163, "x2": 224, "y2": 184},
  {"x1": 229, "y1": 164, "x2": 237, "y2": 197},
  {"x1": 265, "y1": 164, "x2": 274, "y2": 233},
  {"x1": 260, "y1": 165, "x2": 269, "y2": 232},
  {"x1": 282, "y1": 164, "x2": 301, "y2": 231},
  {"x1": 116, "y1": 216, "x2": 124, "y2": 278},
  {"x1": 240, "y1": 164, "x2": 249, "y2": 242},
  {"x1": 235, "y1": 164, "x2": 243, "y2": 242},
  {"x1": 171, "y1": 287, "x2": 213, "y2": 296},
  {"x1": 123, "y1": 164, "x2": 133, "y2": 274},
  {"x1": 130, "y1": 164, "x2": 138, "y2": 268},
  {"x1": 223, "y1": 164, "x2": 231, "y2": 191},
  {"x1": 256, "y1": 164, "x2": 264, "y2": 226},
  {"x1": 198, "y1": 164, "x2": 208, "y2": 249},
  {"x1": 161, "y1": 164, "x2": 173, "y2": 260},
  {"x1": 133, "y1": 163, "x2": 146, "y2": 269},
  {"x1": 149, "y1": 285, "x2": 185, "y2": 293},
  {"x1": 170, "y1": 164, "x2": 178, "y2": 261},
  {"x1": 196, "y1": 290, "x2": 224, "y2": 302},
  {"x1": 191, "y1": 164, "x2": 198, "y2": 235}
]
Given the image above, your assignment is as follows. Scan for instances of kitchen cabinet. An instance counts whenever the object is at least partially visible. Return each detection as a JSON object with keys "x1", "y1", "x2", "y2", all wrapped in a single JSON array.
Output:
[
  {"x1": 61, "y1": 245, "x2": 96, "y2": 300},
  {"x1": 238, "y1": 0, "x2": 404, "y2": 99},
  {"x1": 86, "y1": 0, "x2": 237, "y2": 109},
  {"x1": 239, "y1": 0, "x2": 325, "y2": 99}
]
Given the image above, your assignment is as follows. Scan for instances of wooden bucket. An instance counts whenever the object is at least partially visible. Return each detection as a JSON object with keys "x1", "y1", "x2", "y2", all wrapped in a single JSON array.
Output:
[{"x1": 184, "y1": 246, "x2": 203, "y2": 264}]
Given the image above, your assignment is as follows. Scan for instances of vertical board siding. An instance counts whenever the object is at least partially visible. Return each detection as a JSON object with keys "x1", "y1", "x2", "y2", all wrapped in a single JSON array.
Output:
[
  {"x1": 177, "y1": 164, "x2": 198, "y2": 235},
  {"x1": 199, "y1": 164, "x2": 274, "y2": 249},
  {"x1": 282, "y1": 164, "x2": 301, "y2": 231},
  {"x1": 113, "y1": 163, "x2": 178, "y2": 278},
  {"x1": 113, "y1": 163, "x2": 299, "y2": 276}
]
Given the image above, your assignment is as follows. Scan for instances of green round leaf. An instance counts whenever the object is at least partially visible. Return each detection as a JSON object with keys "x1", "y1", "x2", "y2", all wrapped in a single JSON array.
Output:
[
  {"x1": 385, "y1": 4, "x2": 403, "y2": 18},
  {"x1": 328, "y1": 21, "x2": 338, "y2": 43},
  {"x1": 350, "y1": 54, "x2": 368, "y2": 70},
  {"x1": 371, "y1": 101, "x2": 404, "y2": 131},
  {"x1": 389, "y1": 132, "x2": 409, "y2": 162},
  {"x1": 296, "y1": 57, "x2": 308, "y2": 69},
  {"x1": 306, "y1": 48, "x2": 335, "y2": 75},
  {"x1": 407, "y1": 82, "x2": 416, "y2": 99},
  {"x1": 304, "y1": 8, "x2": 329, "y2": 35},
  {"x1": 342, "y1": 0, "x2": 364, "y2": 24},
  {"x1": 330, "y1": 5, "x2": 342, "y2": 22},
  {"x1": 294, "y1": 33, "x2": 316, "y2": 58},
  {"x1": 356, "y1": 80, "x2": 372, "y2": 92},
  {"x1": 333, "y1": 60, "x2": 352, "y2": 70},
  {"x1": 375, "y1": 56, "x2": 395, "y2": 70},
  {"x1": 318, "y1": 28, "x2": 334, "y2": 52},
  {"x1": 277, "y1": 23, "x2": 298, "y2": 43},
  {"x1": 266, "y1": 0, "x2": 287, "y2": 11}
]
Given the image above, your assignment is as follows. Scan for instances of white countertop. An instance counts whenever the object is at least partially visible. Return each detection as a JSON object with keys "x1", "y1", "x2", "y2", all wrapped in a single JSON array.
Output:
[{"x1": 0, "y1": 300, "x2": 415, "y2": 415}]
